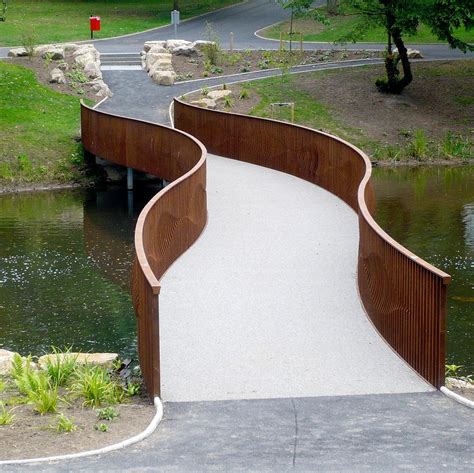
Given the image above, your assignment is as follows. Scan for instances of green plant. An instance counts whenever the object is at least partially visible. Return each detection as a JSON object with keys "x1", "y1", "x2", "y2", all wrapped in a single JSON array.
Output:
[
  {"x1": 202, "y1": 21, "x2": 221, "y2": 66},
  {"x1": 223, "y1": 96, "x2": 234, "y2": 108},
  {"x1": 44, "y1": 346, "x2": 79, "y2": 387},
  {"x1": 97, "y1": 406, "x2": 119, "y2": 421},
  {"x1": 406, "y1": 129, "x2": 428, "y2": 160},
  {"x1": 21, "y1": 32, "x2": 36, "y2": 59},
  {"x1": 209, "y1": 65, "x2": 223, "y2": 74},
  {"x1": 222, "y1": 83, "x2": 227, "y2": 90},
  {"x1": 66, "y1": 69, "x2": 88, "y2": 84},
  {"x1": 0, "y1": 379, "x2": 5, "y2": 393},
  {"x1": 72, "y1": 365, "x2": 123, "y2": 408},
  {"x1": 94, "y1": 422, "x2": 109, "y2": 432},
  {"x1": 43, "y1": 51, "x2": 54, "y2": 67},
  {"x1": 239, "y1": 88, "x2": 249, "y2": 100},
  {"x1": 0, "y1": 402, "x2": 15, "y2": 425},
  {"x1": 5, "y1": 396, "x2": 29, "y2": 406},
  {"x1": 445, "y1": 364, "x2": 464, "y2": 378},
  {"x1": 27, "y1": 377, "x2": 59, "y2": 415},
  {"x1": 125, "y1": 382, "x2": 140, "y2": 397},
  {"x1": 201, "y1": 87, "x2": 209, "y2": 96},
  {"x1": 441, "y1": 132, "x2": 472, "y2": 160},
  {"x1": 50, "y1": 413, "x2": 77, "y2": 433},
  {"x1": 17, "y1": 154, "x2": 33, "y2": 173}
]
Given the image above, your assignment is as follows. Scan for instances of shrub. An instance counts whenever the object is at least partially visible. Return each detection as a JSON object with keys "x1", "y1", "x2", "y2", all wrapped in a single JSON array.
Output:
[
  {"x1": 239, "y1": 89, "x2": 249, "y2": 100},
  {"x1": 94, "y1": 422, "x2": 109, "y2": 432},
  {"x1": 97, "y1": 406, "x2": 119, "y2": 421},
  {"x1": 50, "y1": 413, "x2": 77, "y2": 433},
  {"x1": 21, "y1": 32, "x2": 36, "y2": 60},
  {"x1": 406, "y1": 129, "x2": 428, "y2": 160},
  {"x1": 202, "y1": 22, "x2": 221, "y2": 66},
  {"x1": 44, "y1": 346, "x2": 79, "y2": 387},
  {"x1": 201, "y1": 86, "x2": 209, "y2": 96}
]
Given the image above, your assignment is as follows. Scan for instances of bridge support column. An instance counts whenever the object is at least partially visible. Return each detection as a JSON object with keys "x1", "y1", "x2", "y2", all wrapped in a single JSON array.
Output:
[{"x1": 127, "y1": 168, "x2": 134, "y2": 190}]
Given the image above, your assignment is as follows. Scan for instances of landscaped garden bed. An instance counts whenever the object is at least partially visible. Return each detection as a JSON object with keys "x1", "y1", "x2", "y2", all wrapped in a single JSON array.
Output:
[{"x1": 0, "y1": 349, "x2": 154, "y2": 461}]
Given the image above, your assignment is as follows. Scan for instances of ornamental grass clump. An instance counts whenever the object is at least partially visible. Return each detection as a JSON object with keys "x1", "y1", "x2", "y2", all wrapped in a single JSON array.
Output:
[
  {"x1": 72, "y1": 365, "x2": 124, "y2": 408},
  {"x1": 0, "y1": 402, "x2": 16, "y2": 425},
  {"x1": 44, "y1": 346, "x2": 79, "y2": 387}
]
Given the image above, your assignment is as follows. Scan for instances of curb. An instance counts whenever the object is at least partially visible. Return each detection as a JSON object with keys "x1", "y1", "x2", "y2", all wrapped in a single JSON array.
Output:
[
  {"x1": 0, "y1": 397, "x2": 164, "y2": 466},
  {"x1": 440, "y1": 386, "x2": 474, "y2": 409}
]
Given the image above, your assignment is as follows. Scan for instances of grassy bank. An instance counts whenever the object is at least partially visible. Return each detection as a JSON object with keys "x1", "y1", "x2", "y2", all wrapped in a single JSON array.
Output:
[
  {"x1": 261, "y1": 7, "x2": 474, "y2": 44},
  {"x1": 0, "y1": 61, "x2": 89, "y2": 186},
  {"x1": 0, "y1": 0, "x2": 239, "y2": 47},
  {"x1": 221, "y1": 60, "x2": 473, "y2": 163}
]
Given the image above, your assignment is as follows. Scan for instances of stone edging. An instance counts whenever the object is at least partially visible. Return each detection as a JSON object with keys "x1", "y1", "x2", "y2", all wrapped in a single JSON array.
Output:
[
  {"x1": 440, "y1": 386, "x2": 474, "y2": 409},
  {"x1": 0, "y1": 397, "x2": 164, "y2": 465}
]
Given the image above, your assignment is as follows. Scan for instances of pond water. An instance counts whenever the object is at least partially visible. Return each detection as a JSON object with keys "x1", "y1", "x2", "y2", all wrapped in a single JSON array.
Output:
[
  {"x1": 0, "y1": 165, "x2": 472, "y2": 373},
  {"x1": 0, "y1": 185, "x2": 160, "y2": 359},
  {"x1": 372, "y1": 165, "x2": 473, "y2": 373}
]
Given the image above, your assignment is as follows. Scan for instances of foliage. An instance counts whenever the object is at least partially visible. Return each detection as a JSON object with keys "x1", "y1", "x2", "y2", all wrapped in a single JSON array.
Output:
[
  {"x1": 50, "y1": 413, "x2": 77, "y2": 432},
  {"x1": 44, "y1": 346, "x2": 79, "y2": 387},
  {"x1": 336, "y1": 0, "x2": 474, "y2": 93},
  {"x1": 202, "y1": 22, "x2": 222, "y2": 66},
  {"x1": 20, "y1": 32, "x2": 36, "y2": 60},
  {"x1": 406, "y1": 129, "x2": 428, "y2": 160},
  {"x1": 97, "y1": 406, "x2": 119, "y2": 421},
  {"x1": 445, "y1": 364, "x2": 464, "y2": 377},
  {"x1": 223, "y1": 96, "x2": 234, "y2": 108},
  {"x1": 94, "y1": 422, "x2": 109, "y2": 432},
  {"x1": 0, "y1": 402, "x2": 15, "y2": 425},
  {"x1": 201, "y1": 87, "x2": 209, "y2": 96},
  {"x1": 239, "y1": 88, "x2": 250, "y2": 100},
  {"x1": 125, "y1": 382, "x2": 141, "y2": 397},
  {"x1": 72, "y1": 365, "x2": 124, "y2": 408},
  {"x1": 28, "y1": 381, "x2": 59, "y2": 415}
]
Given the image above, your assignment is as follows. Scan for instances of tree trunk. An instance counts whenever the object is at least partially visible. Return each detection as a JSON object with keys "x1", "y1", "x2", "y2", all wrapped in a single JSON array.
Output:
[
  {"x1": 327, "y1": 0, "x2": 338, "y2": 15},
  {"x1": 173, "y1": 0, "x2": 180, "y2": 11},
  {"x1": 391, "y1": 28, "x2": 413, "y2": 92}
]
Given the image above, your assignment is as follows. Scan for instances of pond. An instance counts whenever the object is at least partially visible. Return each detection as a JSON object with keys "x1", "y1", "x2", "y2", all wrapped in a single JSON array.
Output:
[
  {"x1": 0, "y1": 165, "x2": 472, "y2": 373},
  {"x1": 372, "y1": 165, "x2": 473, "y2": 373},
  {"x1": 0, "y1": 184, "x2": 160, "y2": 360}
]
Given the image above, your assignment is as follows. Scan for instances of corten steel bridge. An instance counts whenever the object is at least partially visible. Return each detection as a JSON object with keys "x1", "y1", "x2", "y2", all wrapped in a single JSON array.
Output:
[{"x1": 81, "y1": 100, "x2": 451, "y2": 402}]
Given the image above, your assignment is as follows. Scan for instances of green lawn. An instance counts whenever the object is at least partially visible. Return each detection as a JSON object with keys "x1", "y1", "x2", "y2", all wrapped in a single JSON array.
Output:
[
  {"x1": 0, "y1": 61, "x2": 87, "y2": 184},
  {"x1": 261, "y1": 7, "x2": 474, "y2": 44},
  {"x1": 0, "y1": 0, "x2": 239, "y2": 46}
]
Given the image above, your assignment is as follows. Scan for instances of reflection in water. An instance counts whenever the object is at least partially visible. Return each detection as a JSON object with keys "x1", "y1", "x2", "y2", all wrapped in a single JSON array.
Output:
[
  {"x1": 372, "y1": 165, "x2": 474, "y2": 372},
  {"x1": 0, "y1": 184, "x2": 160, "y2": 358}
]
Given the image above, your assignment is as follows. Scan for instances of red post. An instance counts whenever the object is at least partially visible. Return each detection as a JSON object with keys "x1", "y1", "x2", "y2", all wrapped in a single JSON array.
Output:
[{"x1": 89, "y1": 16, "x2": 101, "y2": 39}]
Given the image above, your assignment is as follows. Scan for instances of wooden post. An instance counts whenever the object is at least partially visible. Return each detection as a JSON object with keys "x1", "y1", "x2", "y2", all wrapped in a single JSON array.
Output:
[
  {"x1": 290, "y1": 102, "x2": 295, "y2": 122},
  {"x1": 230, "y1": 32, "x2": 234, "y2": 51},
  {"x1": 279, "y1": 31, "x2": 283, "y2": 52},
  {"x1": 300, "y1": 33, "x2": 304, "y2": 53}
]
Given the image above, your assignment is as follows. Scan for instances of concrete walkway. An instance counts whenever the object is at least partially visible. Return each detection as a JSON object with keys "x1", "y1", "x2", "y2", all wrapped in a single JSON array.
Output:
[{"x1": 160, "y1": 155, "x2": 430, "y2": 402}]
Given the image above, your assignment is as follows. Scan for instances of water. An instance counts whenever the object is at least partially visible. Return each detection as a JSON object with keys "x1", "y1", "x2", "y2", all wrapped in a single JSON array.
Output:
[
  {"x1": 372, "y1": 165, "x2": 474, "y2": 373},
  {"x1": 0, "y1": 167, "x2": 472, "y2": 373},
  {"x1": 0, "y1": 184, "x2": 160, "y2": 359}
]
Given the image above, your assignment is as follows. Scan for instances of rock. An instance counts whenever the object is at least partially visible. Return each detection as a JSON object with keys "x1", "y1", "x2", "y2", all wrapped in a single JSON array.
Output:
[
  {"x1": 150, "y1": 70, "x2": 176, "y2": 86},
  {"x1": 165, "y1": 39, "x2": 193, "y2": 50},
  {"x1": 0, "y1": 349, "x2": 16, "y2": 374},
  {"x1": 143, "y1": 40, "x2": 167, "y2": 53},
  {"x1": 84, "y1": 60, "x2": 102, "y2": 80},
  {"x1": 207, "y1": 89, "x2": 233, "y2": 101},
  {"x1": 172, "y1": 45, "x2": 196, "y2": 57},
  {"x1": 393, "y1": 48, "x2": 423, "y2": 59},
  {"x1": 8, "y1": 47, "x2": 28, "y2": 57},
  {"x1": 146, "y1": 52, "x2": 172, "y2": 72},
  {"x1": 148, "y1": 44, "x2": 168, "y2": 55},
  {"x1": 192, "y1": 40, "x2": 215, "y2": 53},
  {"x1": 74, "y1": 52, "x2": 96, "y2": 68},
  {"x1": 42, "y1": 47, "x2": 64, "y2": 60},
  {"x1": 38, "y1": 352, "x2": 118, "y2": 369},
  {"x1": 191, "y1": 98, "x2": 217, "y2": 110},
  {"x1": 446, "y1": 377, "x2": 474, "y2": 391},
  {"x1": 63, "y1": 43, "x2": 79, "y2": 52},
  {"x1": 49, "y1": 67, "x2": 66, "y2": 84},
  {"x1": 57, "y1": 62, "x2": 69, "y2": 71}
]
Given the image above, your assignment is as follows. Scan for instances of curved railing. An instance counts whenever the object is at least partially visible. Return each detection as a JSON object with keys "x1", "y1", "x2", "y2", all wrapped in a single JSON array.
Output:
[
  {"x1": 173, "y1": 98, "x2": 451, "y2": 388},
  {"x1": 81, "y1": 103, "x2": 207, "y2": 398}
]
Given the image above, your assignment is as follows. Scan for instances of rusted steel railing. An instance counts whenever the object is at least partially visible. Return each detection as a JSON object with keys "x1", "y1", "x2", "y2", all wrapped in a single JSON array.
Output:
[
  {"x1": 81, "y1": 103, "x2": 207, "y2": 399},
  {"x1": 173, "y1": 98, "x2": 450, "y2": 388}
]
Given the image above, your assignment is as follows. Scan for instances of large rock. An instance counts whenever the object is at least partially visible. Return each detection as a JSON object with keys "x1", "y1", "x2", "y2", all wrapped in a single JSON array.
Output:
[
  {"x1": 150, "y1": 70, "x2": 176, "y2": 86},
  {"x1": 191, "y1": 98, "x2": 217, "y2": 110},
  {"x1": 36, "y1": 45, "x2": 65, "y2": 60},
  {"x1": 8, "y1": 47, "x2": 28, "y2": 57},
  {"x1": 192, "y1": 40, "x2": 215, "y2": 54},
  {"x1": 49, "y1": 67, "x2": 66, "y2": 84},
  {"x1": 148, "y1": 44, "x2": 168, "y2": 55},
  {"x1": 165, "y1": 39, "x2": 192, "y2": 50},
  {"x1": 89, "y1": 79, "x2": 113, "y2": 98},
  {"x1": 38, "y1": 352, "x2": 118, "y2": 369},
  {"x1": 207, "y1": 89, "x2": 233, "y2": 101},
  {"x1": 143, "y1": 40, "x2": 167, "y2": 53},
  {"x1": 0, "y1": 349, "x2": 16, "y2": 375},
  {"x1": 172, "y1": 45, "x2": 196, "y2": 57},
  {"x1": 146, "y1": 52, "x2": 172, "y2": 72},
  {"x1": 393, "y1": 48, "x2": 423, "y2": 59},
  {"x1": 84, "y1": 60, "x2": 102, "y2": 80}
]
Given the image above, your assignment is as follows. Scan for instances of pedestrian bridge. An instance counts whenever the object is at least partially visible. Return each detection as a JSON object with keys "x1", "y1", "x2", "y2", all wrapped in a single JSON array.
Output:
[{"x1": 81, "y1": 100, "x2": 450, "y2": 402}]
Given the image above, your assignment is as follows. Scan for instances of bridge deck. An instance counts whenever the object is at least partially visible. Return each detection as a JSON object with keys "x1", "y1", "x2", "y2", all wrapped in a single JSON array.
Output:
[{"x1": 159, "y1": 155, "x2": 432, "y2": 402}]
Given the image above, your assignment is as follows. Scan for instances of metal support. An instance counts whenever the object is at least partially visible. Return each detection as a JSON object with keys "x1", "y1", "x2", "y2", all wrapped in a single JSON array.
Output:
[
  {"x1": 127, "y1": 168, "x2": 134, "y2": 190},
  {"x1": 127, "y1": 190, "x2": 134, "y2": 217},
  {"x1": 229, "y1": 32, "x2": 234, "y2": 51}
]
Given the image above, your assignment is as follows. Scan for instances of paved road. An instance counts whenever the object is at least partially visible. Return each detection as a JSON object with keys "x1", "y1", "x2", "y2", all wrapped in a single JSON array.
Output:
[{"x1": 5, "y1": 392, "x2": 473, "y2": 472}]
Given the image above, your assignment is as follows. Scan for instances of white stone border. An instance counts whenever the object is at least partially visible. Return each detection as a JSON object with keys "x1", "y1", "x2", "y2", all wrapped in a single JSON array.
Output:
[
  {"x1": 440, "y1": 386, "x2": 474, "y2": 409},
  {"x1": 0, "y1": 397, "x2": 164, "y2": 465}
]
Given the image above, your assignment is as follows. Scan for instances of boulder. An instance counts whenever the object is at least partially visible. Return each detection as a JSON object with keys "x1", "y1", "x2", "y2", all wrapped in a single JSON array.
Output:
[
  {"x1": 84, "y1": 60, "x2": 102, "y2": 80},
  {"x1": 172, "y1": 45, "x2": 196, "y2": 57},
  {"x1": 191, "y1": 98, "x2": 217, "y2": 110},
  {"x1": 146, "y1": 52, "x2": 172, "y2": 71},
  {"x1": 0, "y1": 349, "x2": 17, "y2": 375},
  {"x1": 207, "y1": 89, "x2": 233, "y2": 101},
  {"x1": 148, "y1": 44, "x2": 168, "y2": 55},
  {"x1": 165, "y1": 39, "x2": 193, "y2": 50},
  {"x1": 63, "y1": 43, "x2": 80, "y2": 52},
  {"x1": 49, "y1": 67, "x2": 66, "y2": 84},
  {"x1": 42, "y1": 47, "x2": 64, "y2": 60},
  {"x1": 144, "y1": 40, "x2": 167, "y2": 53},
  {"x1": 150, "y1": 70, "x2": 176, "y2": 86},
  {"x1": 8, "y1": 47, "x2": 28, "y2": 57},
  {"x1": 192, "y1": 40, "x2": 215, "y2": 53},
  {"x1": 74, "y1": 52, "x2": 96, "y2": 68},
  {"x1": 393, "y1": 48, "x2": 423, "y2": 59},
  {"x1": 38, "y1": 352, "x2": 118, "y2": 369},
  {"x1": 57, "y1": 62, "x2": 69, "y2": 71}
]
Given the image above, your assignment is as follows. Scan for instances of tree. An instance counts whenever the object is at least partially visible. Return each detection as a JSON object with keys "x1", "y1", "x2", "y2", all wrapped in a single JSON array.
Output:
[
  {"x1": 327, "y1": 0, "x2": 339, "y2": 15},
  {"x1": 339, "y1": 0, "x2": 473, "y2": 93}
]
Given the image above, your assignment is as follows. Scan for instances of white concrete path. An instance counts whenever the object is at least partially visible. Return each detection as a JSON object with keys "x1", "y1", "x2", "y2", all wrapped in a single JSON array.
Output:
[{"x1": 160, "y1": 155, "x2": 432, "y2": 402}]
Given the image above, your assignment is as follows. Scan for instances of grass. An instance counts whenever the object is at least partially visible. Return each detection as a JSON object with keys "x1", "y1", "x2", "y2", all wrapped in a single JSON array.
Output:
[
  {"x1": 0, "y1": 0, "x2": 240, "y2": 47},
  {"x1": 49, "y1": 413, "x2": 77, "y2": 433},
  {"x1": 261, "y1": 6, "x2": 474, "y2": 44},
  {"x1": 0, "y1": 402, "x2": 16, "y2": 425},
  {"x1": 44, "y1": 346, "x2": 79, "y2": 387},
  {"x1": 0, "y1": 61, "x2": 90, "y2": 185}
]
